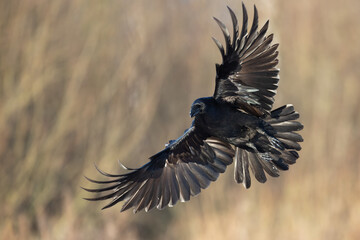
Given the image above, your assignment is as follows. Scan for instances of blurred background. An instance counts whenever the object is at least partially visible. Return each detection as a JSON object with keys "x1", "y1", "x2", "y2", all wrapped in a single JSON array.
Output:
[{"x1": 1, "y1": 0, "x2": 359, "y2": 239}]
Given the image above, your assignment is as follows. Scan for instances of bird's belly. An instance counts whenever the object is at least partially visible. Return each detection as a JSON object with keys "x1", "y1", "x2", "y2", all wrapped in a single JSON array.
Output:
[{"x1": 202, "y1": 110, "x2": 259, "y2": 145}]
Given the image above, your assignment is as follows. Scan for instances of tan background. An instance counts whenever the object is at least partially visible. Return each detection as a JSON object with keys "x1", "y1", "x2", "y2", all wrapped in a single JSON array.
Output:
[{"x1": 1, "y1": 0, "x2": 359, "y2": 239}]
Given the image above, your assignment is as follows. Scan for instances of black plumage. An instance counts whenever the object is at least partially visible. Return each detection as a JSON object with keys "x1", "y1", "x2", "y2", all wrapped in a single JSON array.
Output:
[{"x1": 83, "y1": 3, "x2": 303, "y2": 213}]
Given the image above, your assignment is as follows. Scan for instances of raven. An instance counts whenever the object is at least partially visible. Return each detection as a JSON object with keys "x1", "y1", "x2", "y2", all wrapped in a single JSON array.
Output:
[{"x1": 83, "y1": 3, "x2": 303, "y2": 213}]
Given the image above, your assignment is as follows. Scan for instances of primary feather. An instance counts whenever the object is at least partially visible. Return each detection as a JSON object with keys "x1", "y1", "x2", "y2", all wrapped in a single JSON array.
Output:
[{"x1": 213, "y1": 4, "x2": 279, "y2": 117}]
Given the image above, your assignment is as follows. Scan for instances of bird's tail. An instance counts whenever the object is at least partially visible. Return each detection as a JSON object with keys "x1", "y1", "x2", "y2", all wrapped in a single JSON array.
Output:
[{"x1": 234, "y1": 104, "x2": 303, "y2": 188}]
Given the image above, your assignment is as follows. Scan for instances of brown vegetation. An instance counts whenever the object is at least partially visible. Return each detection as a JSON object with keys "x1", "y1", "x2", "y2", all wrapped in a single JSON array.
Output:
[{"x1": 1, "y1": 0, "x2": 359, "y2": 239}]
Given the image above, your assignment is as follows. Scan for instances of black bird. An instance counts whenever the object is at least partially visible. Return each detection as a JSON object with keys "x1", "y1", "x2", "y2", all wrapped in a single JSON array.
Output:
[{"x1": 83, "y1": 3, "x2": 303, "y2": 213}]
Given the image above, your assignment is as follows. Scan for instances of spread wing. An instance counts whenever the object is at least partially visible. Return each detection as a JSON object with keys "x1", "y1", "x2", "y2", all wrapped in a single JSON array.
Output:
[
  {"x1": 213, "y1": 4, "x2": 279, "y2": 116},
  {"x1": 83, "y1": 126, "x2": 234, "y2": 213}
]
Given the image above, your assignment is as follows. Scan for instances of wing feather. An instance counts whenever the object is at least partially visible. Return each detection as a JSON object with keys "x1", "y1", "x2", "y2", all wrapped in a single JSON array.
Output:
[
  {"x1": 83, "y1": 127, "x2": 235, "y2": 213},
  {"x1": 213, "y1": 4, "x2": 279, "y2": 116}
]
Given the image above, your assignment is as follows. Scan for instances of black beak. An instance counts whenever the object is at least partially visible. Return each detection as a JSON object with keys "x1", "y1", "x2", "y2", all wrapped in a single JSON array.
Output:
[{"x1": 190, "y1": 108, "x2": 200, "y2": 118}]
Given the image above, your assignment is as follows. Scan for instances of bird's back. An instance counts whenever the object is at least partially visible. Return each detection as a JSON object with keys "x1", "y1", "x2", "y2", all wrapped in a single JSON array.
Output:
[{"x1": 196, "y1": 98, "x2": 261, "y2": 142}]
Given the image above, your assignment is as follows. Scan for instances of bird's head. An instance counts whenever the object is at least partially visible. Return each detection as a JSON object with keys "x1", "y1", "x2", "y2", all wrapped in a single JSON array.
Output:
[{"x1": 190, "y1": 98, "x2": 207, "y2": 118}]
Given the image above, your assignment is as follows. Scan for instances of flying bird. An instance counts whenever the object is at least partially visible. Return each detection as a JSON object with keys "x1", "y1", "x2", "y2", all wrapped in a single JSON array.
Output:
[{"x1": 83, "y1": 3, "x2": 303, "y2": 213}]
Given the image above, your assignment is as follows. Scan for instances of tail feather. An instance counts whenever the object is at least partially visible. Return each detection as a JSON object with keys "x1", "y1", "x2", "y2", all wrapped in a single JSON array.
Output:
[
  {"x1": 279, "y1": 150, "x2": 299, "y2": 164},
  {"x1": 270, "y1": 104, "x2": 294, "y2": 117},
  {"x1": 270, "y1": 121, "x2": 303, "y2": 132},
  {"x1": 257, "y1": 152, "x2": 281, "y2": 178},
  {"x1": 276, "y1": 132, "x2": 303, "y2": 144},
  {"x1": 277, "y1": 138, "x2": 302, "y2": 151},
  {"x1": 248, "y1": 151, "x2": 267, "y2": 184},
  {"x1": 266, "y1": 105, "x2": 300, "y2": 124},
  {"x1": 234, "y1": 104, "x2": 303, "y2": 188},
  {"x1": 234, "y1": 147, "x2": 251, "y2": 188}
]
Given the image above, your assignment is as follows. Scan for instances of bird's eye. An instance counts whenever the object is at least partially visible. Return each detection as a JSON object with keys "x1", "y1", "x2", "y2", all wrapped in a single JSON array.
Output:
[
  {"x1": 190, "y1": 102, "x2": 204, "y2": 117},
  {"x1": 195, "y1": 103, "x2": 204, "y2": 112}
]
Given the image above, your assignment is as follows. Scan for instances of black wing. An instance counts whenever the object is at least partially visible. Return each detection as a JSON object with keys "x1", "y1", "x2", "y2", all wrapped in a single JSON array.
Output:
[
  {"x1": 213, "y1": 4, "x2": 279, "y2": 116},
  {"x1": 83, "y1": 126, "x2": 234, "y2": 213}
]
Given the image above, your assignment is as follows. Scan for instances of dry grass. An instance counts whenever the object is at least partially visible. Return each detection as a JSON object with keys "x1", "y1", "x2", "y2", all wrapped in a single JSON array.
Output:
[{"x1": 1, "y1": 0, "x2": 360, "y2": 239}]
